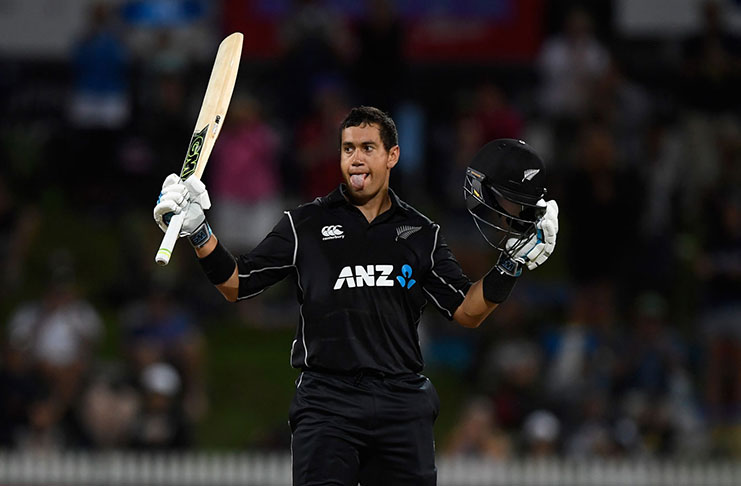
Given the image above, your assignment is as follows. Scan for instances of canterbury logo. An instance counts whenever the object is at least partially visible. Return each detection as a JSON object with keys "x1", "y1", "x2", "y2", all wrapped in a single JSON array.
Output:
[
  {"x1": 395, "y1": 225, "x2": 422, "y2": 241},
  {"x1": 334, "y1": 265, "x2": 394, "y2": 289},
  {"x1": 522, "y1": 168, "x2": 540, "y2": 182},
  {"x1": 321, "y1": 225, "x2": 344, "y2": 240}
]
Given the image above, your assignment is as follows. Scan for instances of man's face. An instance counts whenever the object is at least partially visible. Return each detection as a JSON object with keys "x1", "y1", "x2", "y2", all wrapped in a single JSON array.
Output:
[{"x1": 340, "y1": 123, "x2": 399, "y2": 204}]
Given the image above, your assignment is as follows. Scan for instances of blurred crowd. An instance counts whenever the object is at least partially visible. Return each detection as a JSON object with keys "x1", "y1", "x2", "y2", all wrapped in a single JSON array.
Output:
[
  {"x1": 0, "y1": 0, "x2": 739, "y2": 459},
  {"x1": 0, "y1": 249, "x2": 206, "y2": 450}
]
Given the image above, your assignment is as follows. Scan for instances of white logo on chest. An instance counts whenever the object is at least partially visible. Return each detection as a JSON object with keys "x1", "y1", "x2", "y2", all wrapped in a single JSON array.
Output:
[
  {"x1": 395, "y1": 225, "x2": 422, "y2": 241},
  {"x1": 322, "y1": 225, "x2": 344, "y2": 240},
  {"x1": 333, "y1": 265, "x2": 395, "y2": 289}
]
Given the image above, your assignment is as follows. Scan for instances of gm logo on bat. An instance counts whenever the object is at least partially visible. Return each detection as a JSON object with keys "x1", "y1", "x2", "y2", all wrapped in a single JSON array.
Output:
[
  {"x1": 180, "y1": 125, "x2": 209, "y2": 179},
  {"x1": 334, "y1": 264, "x2": 416, "y2": 290},
  {"x1": 321, "y1": 225, "x2": 344, "y2": 240}
]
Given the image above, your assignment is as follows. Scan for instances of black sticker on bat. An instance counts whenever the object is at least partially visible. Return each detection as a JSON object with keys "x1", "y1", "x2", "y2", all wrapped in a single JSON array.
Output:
[{"x1": 180, "y1": 125, "x2": 209, "y2": 179}]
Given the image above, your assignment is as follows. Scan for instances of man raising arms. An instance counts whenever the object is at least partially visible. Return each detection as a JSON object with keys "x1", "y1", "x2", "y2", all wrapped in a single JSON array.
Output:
[{"x1": 154, "y1": 106, "x2": 558, "y2": 485}]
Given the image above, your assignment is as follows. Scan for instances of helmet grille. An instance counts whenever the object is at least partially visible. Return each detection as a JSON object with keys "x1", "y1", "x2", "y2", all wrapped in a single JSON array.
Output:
[{"x1": 464, "y1": 167, "x2": 542, "y2": 252}]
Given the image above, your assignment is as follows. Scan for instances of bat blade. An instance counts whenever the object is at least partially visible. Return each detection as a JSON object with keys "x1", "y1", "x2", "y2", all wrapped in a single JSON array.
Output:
[{"x1": 156, "y1": 32, "x2": 243, "y2": 266}]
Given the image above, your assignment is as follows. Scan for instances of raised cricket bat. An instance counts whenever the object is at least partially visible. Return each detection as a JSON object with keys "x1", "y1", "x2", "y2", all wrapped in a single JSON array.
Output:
[{"x1": 155, "y1": 32, "x2": 243, "y2": 265}]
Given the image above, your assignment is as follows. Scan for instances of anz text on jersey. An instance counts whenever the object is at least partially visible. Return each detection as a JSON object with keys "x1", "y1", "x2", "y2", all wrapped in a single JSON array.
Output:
[{"x1": 333, "y1": 264, "x2": 416, "y2": 291}]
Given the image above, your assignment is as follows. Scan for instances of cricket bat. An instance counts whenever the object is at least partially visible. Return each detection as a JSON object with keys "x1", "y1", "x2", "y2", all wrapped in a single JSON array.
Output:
[{"x1": 155, "y1": 32, "x2": 243, "y2": 266}]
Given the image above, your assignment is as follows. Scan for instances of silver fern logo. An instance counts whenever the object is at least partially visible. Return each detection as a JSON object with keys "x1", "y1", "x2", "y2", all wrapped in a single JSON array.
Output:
[
  {"x1": 396, "y1": 225, "x2": 422, "y2": 241},
  {"x1": 522, "y1": 168, "x2": 540, "y2": 182}
]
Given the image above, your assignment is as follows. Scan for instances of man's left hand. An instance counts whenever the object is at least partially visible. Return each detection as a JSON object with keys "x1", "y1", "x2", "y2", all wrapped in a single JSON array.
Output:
[{"x1": 507, "y1": 199, "x2": 559, "y2": 271}]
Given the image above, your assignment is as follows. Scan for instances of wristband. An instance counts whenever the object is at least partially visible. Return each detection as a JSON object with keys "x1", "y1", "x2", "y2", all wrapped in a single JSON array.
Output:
[
  {"x1": 198, "y1": 241, "x2": 236, "y2": 285},
  {"x1": 188, "y1": 220, "x2": 213, "y2": 248},
  {"x1": 494, "y1": 252, "x2": 522, "y2": 277},
  {"x1": 482, "y1": 267, "x2": 518, "y2": 304}
]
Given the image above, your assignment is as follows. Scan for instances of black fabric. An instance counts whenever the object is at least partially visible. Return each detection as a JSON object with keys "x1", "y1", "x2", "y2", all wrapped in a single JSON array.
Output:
[
  {"x1": 482, "y1": 267, "x2": 518, "y2": 303},
  {"x1": 289, "y1": 371, "x2": 439, "y2": 486},
  {"x1": 234, "y1": 185, "x2": 472, "y2": 375},
  {"x1": 197, "y1": 240, "x2": 236, "y2": 285}
]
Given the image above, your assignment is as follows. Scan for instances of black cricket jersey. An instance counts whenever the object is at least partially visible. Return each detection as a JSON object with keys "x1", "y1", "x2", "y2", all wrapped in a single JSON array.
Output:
[{"x1": 234, "y1": 185, "x2": 472, "y2": 375}]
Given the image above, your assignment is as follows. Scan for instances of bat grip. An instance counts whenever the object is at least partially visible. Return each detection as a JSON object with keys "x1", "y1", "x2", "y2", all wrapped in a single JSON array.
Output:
[{"x1": 155, "y1": 212, "x2": 185, "y2": 265}]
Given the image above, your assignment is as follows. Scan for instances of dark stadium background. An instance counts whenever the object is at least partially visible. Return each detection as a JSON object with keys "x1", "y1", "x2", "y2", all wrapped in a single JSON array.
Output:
[{"x1": 0, "y1": 0, "x2": 739, "y2": 473}]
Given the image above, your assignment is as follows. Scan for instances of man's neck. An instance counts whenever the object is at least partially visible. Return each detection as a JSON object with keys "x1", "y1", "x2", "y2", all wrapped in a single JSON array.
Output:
[{"x1": 351, "y1": 187, "x2": 391, "y2": 223}]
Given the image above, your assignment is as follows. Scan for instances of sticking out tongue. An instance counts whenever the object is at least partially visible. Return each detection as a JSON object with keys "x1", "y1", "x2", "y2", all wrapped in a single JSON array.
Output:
[{"x1": 350, "y1": 174, "x2": 367, "y2": 190}]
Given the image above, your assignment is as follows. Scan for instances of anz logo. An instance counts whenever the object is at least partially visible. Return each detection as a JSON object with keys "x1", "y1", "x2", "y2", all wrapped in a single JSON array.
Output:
[
  {"x1": 396, "y1": 264, "x2": 416, "y2": 289},
  {"x1": 333, "y1": 264, "x2": 416, "y2": 290}
]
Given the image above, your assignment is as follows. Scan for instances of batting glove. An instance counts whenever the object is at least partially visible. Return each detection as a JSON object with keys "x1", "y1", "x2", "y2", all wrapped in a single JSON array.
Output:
[
  {"x1": 153, "y1": 173, "x2": 212, "y2": 236},
  {"x1": 506, "y1": 199, "x2": 559, "y2": 271}
]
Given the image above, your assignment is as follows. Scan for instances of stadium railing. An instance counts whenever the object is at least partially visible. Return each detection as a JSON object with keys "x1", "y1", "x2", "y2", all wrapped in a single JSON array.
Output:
[{"x1": 0, "y1": 452, "x2": 738, "y2": 486}]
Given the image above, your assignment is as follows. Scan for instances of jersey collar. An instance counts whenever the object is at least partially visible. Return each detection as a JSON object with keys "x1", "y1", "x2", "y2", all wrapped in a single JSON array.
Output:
[{"x1": 328, "y1": 184, "x2": 403, "y2": 219}]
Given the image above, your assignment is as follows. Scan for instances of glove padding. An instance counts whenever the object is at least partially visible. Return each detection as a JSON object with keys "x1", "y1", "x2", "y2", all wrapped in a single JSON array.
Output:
[
  {"x1": 506, "y1": 199, "x2": 559, "y2": 271},
  {"x1": 153, "y1": 173, "x2": 211, "y2": 236}
]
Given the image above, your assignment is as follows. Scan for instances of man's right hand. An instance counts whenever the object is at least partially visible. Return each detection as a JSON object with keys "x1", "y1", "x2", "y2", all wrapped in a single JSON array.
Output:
[{"x1": 153, "y1": 173, "x2": 212, "y2": 236}]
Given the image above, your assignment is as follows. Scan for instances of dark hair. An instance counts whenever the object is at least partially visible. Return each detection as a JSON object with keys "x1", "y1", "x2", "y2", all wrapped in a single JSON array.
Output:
[{"x1": 339, "y1": 106, "x2": 398, "y2": 151}]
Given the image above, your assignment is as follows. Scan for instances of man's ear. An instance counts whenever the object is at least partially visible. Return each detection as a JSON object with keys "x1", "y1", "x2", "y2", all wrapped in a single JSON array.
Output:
[{"x1": 387, "y1": 145, "x2": 400, "y2": 169}]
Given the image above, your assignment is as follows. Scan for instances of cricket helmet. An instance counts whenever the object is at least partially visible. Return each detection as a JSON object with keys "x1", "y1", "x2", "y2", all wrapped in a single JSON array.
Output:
[{"x1": 463, "y1": 139, "x2": 547, "y2": 253}]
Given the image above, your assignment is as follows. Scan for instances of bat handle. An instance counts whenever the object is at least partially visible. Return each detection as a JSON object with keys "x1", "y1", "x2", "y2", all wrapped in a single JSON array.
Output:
[{"x1": 155, "y1": 212, "x2": 185, "y2": 266}]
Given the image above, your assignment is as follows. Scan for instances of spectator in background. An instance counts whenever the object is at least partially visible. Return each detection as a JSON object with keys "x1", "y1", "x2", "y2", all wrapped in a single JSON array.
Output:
[
  {"x1": 591, "y1": 60, "x2": 652, "y2": 167},
  {"x1": 121, "y1": 282, "x2": 206, "y2": 422},
  {"x1": 68, "y1": 2, "x2": 130, "y2": 130},
  {"x1": 635, "y1": 117, "x2": 684, "y2": 291},
  {"x1": 565, "y1": 393, "x2": 614, "y2": 458},
  {"x1": 537, "y1": 7, "x2": 609, "y2": 120},
  {"x1": 4, "y1": 253, "x2": 102, "y2": 451},
  {"x1": 679, "y1": 1, "x2": 740, "y2": 224},
  {"x1": 130, "y1": 362, "x2": 191, "y2": 450},
  {"x1": 479, "y1": 324, "x2": 542, "y2": 433},
  {"x1": 680, "y1": 0, "x2": 740, "y2": 116},
  {"x1": 536, "y1": 7, "x2": 610, "y2": 163},
  {"x1": 541, "y1": 286, "x2": 617, "y2": 426},
  {"x1": 615, "y1": 292, "x2": 701, "y2": 456},
  {"x1": 695, "y1": 191, "x2": 741, "y2": 432},
  {"x1": 66, "y1": 1, "x2": 131, "y2": 206},
  {"x1": 617, "y1": 294, "x2": 687, "y2": 406},
  {"x1": 0, "y1": 334, "x2": 48, "y2": 447},
  {"x1": 144, "y1": 29, "x2": 191, "y2": 79},
  {"x1": 209, "y1": 93, "x2": 282, "y2": 253},
  {"x1": 445, "y1": 396, "x2": 512, "y2": 460},
  {"x1": 14, "y1": 387, "x2": 67, "y2": 452},
  {"x1": 75, "y1": 367, "x2": 139, "y2": 449},
  {"x1": 6, "y1": 253, "x2": 102, "y2": 413},
  {"x1": 522, "y1": 409, "x2": 561, "y2": 457}
]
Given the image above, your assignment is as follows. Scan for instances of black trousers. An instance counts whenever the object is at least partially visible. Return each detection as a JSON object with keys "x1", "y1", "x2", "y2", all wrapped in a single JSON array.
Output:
[{"x1": 289, "y1": 370, "x2": 440, "y2": 486}]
